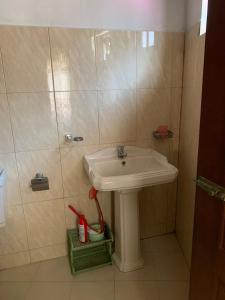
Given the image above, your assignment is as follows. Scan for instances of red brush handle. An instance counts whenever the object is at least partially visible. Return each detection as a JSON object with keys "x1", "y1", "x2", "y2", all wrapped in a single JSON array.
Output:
[
  {"x1": 68, "y1": 205, "x2": 81, "y2": 218},
  {"x1": 89, "y1": 187, "x2": 105, "y2": 233}
]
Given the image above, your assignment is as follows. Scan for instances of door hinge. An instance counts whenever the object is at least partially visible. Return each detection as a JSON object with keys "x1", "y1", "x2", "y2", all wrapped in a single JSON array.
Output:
[{"x1": 195, "y1": 176, "x2": 225, "y2": 202}]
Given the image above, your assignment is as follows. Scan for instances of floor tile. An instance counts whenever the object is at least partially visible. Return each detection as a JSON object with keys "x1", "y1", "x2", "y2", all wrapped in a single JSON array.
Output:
[
  {"x1": 115, "y1": 252, "x2": 160, "y2": 281},
  {"x1": 0, "y1": 282, "x2": 30, "y2": 300},
  {"x1": 0, "y1": 263, "x2": 40, "y2": 282},
  {"x1": 33, "y1": 257, "x2": 74, "y2": 282},
  {"x1": 69, "y1": 282, "x2": 114, "y2": 300},
  {"x1": 153, "y1": 252, "x2": 189, "y2": 281},
  {"x1": 115, "y1": 281, "x2": 160, "y2": 300},
  {"x1": 159, "y1": 281, "x2": 189, "y2": 300},
  {"x1": 73, "y1": 265, "x2": 115, "y2": 281},
  {"x1": 0, "y1": 234, "x2": 190, "y2": 300},
  {"x1": 25, "y1": 282, "x2": 72, "y2": 300},
  {"x1": 142, "y1": 234, "x2": 181, "y2": 253}
]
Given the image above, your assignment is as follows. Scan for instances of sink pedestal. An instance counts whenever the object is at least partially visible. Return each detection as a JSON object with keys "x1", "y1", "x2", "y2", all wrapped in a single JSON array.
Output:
[{"x1": 112, "y1": 188, "x2": 144, "y2": 272}]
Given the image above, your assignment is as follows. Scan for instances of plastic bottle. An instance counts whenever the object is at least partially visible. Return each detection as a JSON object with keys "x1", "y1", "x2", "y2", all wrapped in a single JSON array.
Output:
[
  {"x1": 78, "y1": 214, "x2": 88, "y2": 243},
  {"x1": 68, "y1": 205, "x2": 88, "y2": 243}
]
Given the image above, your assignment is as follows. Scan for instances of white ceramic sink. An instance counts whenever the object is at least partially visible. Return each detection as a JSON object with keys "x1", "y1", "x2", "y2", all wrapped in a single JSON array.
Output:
[
  {"x1": 83, "y1": 146, "x2": 178, "y2": 273},
  {"x1": 84, "y1": 146, "x2": 178, "y2": 191}
]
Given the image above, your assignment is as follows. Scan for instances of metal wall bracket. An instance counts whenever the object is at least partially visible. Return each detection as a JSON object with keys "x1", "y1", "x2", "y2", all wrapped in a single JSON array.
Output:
[
  {"x1": 195, "y1": 176, "x2": 225, "y2": 202},
  {"x1": 65, "y1": 134, "x2": 84, "y2": 142},
  {"x1": 152, "y1": 130, "x2": 174, "y2": 139}
]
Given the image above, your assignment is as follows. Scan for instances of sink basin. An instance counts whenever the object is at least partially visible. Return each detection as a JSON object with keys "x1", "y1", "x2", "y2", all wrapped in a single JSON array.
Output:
[
  {"x1": 83, "y1": 146, "x2": 178, "y2": 273},
  {"x1": 84, "y1": 146, "x2": 178, "y2": 191}
]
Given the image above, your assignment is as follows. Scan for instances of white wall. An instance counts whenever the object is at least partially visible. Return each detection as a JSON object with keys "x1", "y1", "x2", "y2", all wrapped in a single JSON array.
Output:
[
  {"x1": 0, "y1": 0, "x2": 186, "y2": 31},
  {"x1": 186, "y1": 0, "x2": 202, "y2": 29}
]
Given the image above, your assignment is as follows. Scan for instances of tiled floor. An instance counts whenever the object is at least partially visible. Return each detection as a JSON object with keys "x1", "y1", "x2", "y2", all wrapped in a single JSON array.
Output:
[{"x1": 0, "y1": 234, "x2": 190, "y2": 300}]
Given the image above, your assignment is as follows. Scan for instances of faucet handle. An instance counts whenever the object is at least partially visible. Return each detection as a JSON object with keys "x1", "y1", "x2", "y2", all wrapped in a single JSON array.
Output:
[{"x1": 117, "y1": 145, "x2": 127, "y2": 159}]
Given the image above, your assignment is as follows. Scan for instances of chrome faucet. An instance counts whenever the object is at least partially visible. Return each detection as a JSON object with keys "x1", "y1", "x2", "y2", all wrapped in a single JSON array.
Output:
[{"x1": 117, "y1": 145, "x2": 127, "y2": 159}]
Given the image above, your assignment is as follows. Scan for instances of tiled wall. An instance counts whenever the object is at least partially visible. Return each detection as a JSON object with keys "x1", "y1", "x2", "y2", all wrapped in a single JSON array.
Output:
[
  {"x1": 0, "y1": 25, "x2": 184, "y2": 269},
  {"x1": 176, "y1": 24, "x2": 206, "y2": 266}
]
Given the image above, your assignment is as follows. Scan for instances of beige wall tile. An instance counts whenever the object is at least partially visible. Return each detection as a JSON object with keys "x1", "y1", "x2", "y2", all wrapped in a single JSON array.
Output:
[
  {"x1": 150, "y1": 138, "x2": 171, "y2": 159},
  {"x1": 24, "y1": 199, "x2": 66, "y2": 249},
  {"x1": 96, "y1": 30, "x2": 136, "y2": 89},
  {"x1": 183, "y1": 25, "x2": 206, "y2": 89},
  {"x1": 0, "y1": 51, "x2": 5, "y2": 92},
  {"x1": 136, "y1": 138, "x2": 171, "y2": 161},
  {"x1": 30, "y1": 243, "x2": 67, "y2": 263},
  {"x1": 0, "y1": 251, "x2": 30, "y2": 270},
  {"x1": 169, "y1": 138, "x2": 180, "y2": 167},
  {"x1": 97, "y1": 191, "x2": 113, "y2": 229},
  {"x1": 99, "y1": 90, "x2": 136, "y2": 143},
  {"x1": 0, "y1": 26, "x2": 53, "y2": 92},
  {"x1": 50, "y1": 28, "x2": 96, "y2": 91},
  {"x1": 170, "y1": 88, "x2": 182, "y2": 138},
  {"x1": 140, "y1": 184, "x2": 168, "y2": 224},
  {"x1": 176, "y1": 25, "x2": 205, "y2": 267},
  {"x1": 55, "y1": 91, "x2": 99, "y2": 146},
  {"x1": 16, "y1": 149, "x2": 63, "y2": 203},
  {"x1": 0, "y1": 93, "x2": 14, "y2": 154},
  {"x1": 171, "y1": 33, "x2": 184, "y2": 88},
  {"x1": 166, "y1": 182, "x2": 178, "y2": 228},
  {"x1": 0, "y1": 153, "x2": 21, "y2": 206},
  {"x1": 137, "y1": 89, "x2": 171, "y2": 140},
  {"x1": 0, "y1": 205, "x2": 28, "y2": 255},
  {"x1": 179, "y1": 87, "x2": 202, "y2": 171},
  {"x1": 137, "y1": 32, "x2": 172, "y2": 89},
  {"x1": 182, "y1": 29, "x2": 197, "y2": 89},
  {"x1": 139, "y1": 185, "x2": 168, "y2": 239},
  {"x1": 8, "y1": 92, "x2": 58, "y2": 152},
  {"x1": 61, "y1": 145, "x2": 99, "y2": 197}
]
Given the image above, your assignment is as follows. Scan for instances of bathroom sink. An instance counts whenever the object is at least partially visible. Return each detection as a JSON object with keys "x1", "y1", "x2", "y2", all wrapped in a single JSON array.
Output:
[
  {"x1": 84, "y1": 146, "x2": 178, "y2": 272},
  {"x1": 84, "y1": 146, "x2": 178, "y2": 191}
]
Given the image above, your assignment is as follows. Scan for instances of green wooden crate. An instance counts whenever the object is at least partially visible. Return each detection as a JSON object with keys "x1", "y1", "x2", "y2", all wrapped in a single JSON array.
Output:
[{"x1": 67, "y1": 224, "x2": 114, "y2": 275}]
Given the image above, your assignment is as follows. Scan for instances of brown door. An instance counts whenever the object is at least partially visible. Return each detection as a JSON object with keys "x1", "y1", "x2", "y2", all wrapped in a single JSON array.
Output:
[{"x1": 189, "y1": 0, "x2": 225, "y2": 299}]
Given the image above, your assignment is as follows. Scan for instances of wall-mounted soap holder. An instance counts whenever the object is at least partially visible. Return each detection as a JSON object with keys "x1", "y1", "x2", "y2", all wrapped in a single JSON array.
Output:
[
  {"x1": 65, "y1": 134, "x2": 84, "y2": 143},
  {"x1": 152, "y1": 130, "x2": 174, "y2": 139}
]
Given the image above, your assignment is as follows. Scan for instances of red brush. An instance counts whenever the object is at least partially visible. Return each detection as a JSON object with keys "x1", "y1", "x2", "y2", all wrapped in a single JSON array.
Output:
[
  {"x1": 89, "y1": 187, "x2": 105, "y2": 233},
  {"x1": 68, "y1": 205, "x2": 82, "y2": 218}
]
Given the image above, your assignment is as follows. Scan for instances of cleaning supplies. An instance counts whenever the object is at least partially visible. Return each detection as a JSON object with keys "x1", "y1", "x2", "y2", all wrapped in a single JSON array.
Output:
[
  {"x1": 89, "y1": 187, "x2": 105, "y2": 233},
  {"x1": 88, "y1": 224, "x2": 105, "y2": 242},
  {"x1": 68, "y1": 187, "x2": 105, "y2": 243},
  {"x1": 68, "y1": 205, "x2": 88, "y2": 243}
]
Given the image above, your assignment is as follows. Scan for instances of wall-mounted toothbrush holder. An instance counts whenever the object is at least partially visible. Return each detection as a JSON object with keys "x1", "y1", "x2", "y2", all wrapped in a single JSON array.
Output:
[{"x1": 65, "y1": 134, "x2": 84, "y2": 143}]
